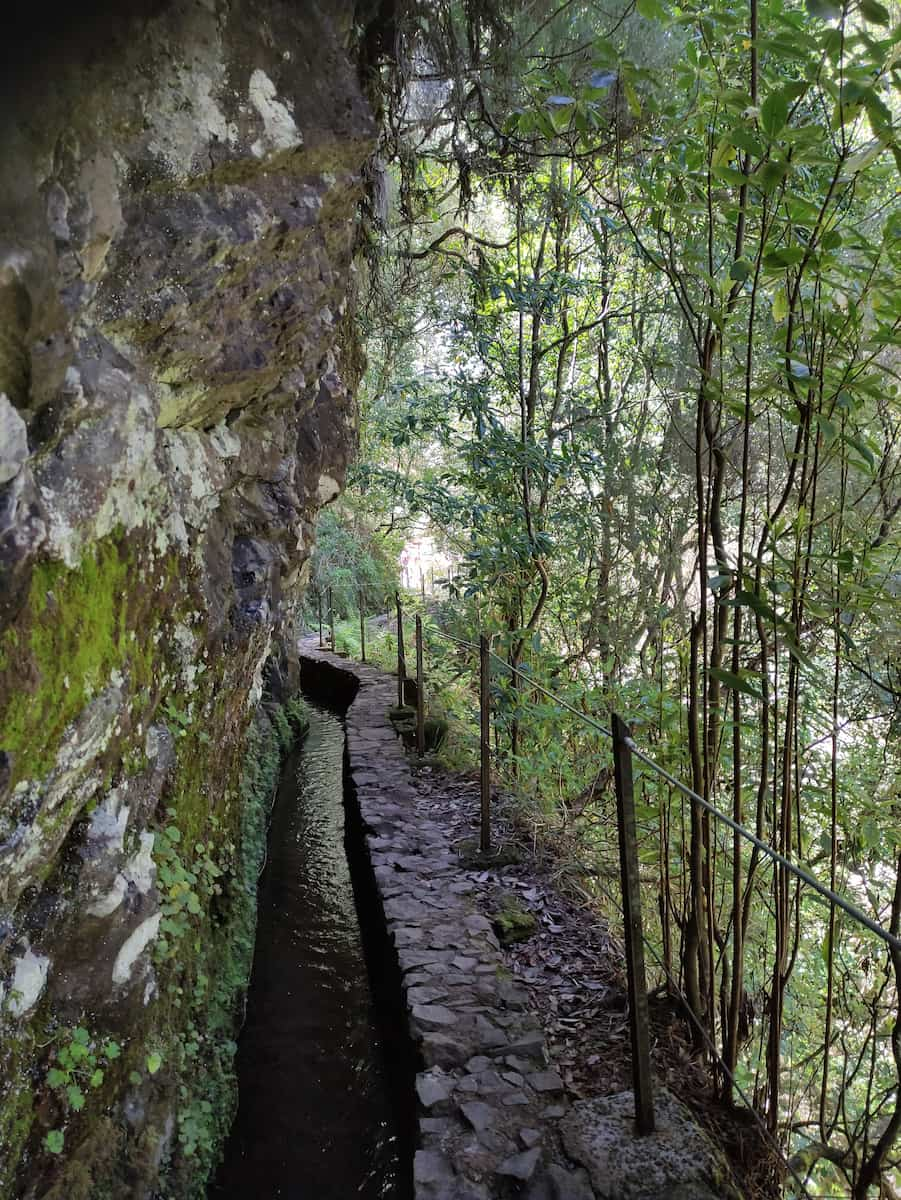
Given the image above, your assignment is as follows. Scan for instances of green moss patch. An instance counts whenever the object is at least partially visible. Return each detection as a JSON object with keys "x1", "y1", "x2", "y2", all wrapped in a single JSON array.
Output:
[
  {"x1": 0, "y1": 534, "x2": 177, "y2": 792},
  {"x1": 490, "y1": 892, "x2": 538, "y2": 947}
]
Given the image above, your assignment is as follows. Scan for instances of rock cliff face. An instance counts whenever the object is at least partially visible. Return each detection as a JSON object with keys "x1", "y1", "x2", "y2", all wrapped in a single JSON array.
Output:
[{"x1": 0, "y1": 2, "x2": 376, "y2": 1194}]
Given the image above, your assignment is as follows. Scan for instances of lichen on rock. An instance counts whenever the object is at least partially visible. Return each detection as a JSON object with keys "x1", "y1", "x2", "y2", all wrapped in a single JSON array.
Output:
[{"x1": 0, "y1": 0, "x2": 376, "y2": 1194}]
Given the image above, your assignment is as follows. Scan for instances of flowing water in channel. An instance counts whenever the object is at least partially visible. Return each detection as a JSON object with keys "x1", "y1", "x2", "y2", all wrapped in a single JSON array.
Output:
[{"x1": 210, "y1": 701, "x2": 407, "y2": 1199}]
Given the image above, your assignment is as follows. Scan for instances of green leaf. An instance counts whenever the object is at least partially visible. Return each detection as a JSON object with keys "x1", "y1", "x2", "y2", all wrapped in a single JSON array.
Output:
[
  {"x1": 66, "y1": 1085, "x2": 85, "y2": 1112},
  {"x1": 753, "y1": 160, "x2": 789, "y2": 192},
  {"x1": 821, "y1": 928, "x2": 832, "y2": 964},
  {"x1": 860, "y1": 0, "x2": 890, "y2": 21},
  {"x1": 862, "y1": 88, "x2": 893, "y2": 137},
  {"x1": 732, "y1": 588, "x2": 779, "y2": 622},
  {"x1": 761, "y1": 91, "x2": 789, "y2": 138},
  {"x1": 861, "y1": 816, "x2": 880, "y2": 848},
  {"x1": 772, "y1": 287, "x2": 788, "y2": 322},
  {"x1": 712, "y1": 165, "x2": 752, "y2": 186},
  {"x1": 729, "y1": 259, "x2": 751, "y2": 282},
  {"x1": 146, "y1": 1052, "x2": 162, "y2": 1076},
  {"x1": 764, "y1": 245, "x2": 806, "y2": 268},
  {"x1": 72, "y1": 1027, "x2": 90, "y2": 1045},
  {"x1": 807, "y1": 0, "x2": 843, "y2": 17},
  {"x1": 844, "y1": 434, "x2": 875, "y2": 469},
  {"x1": 709, "y1": 667, "x2": 765, "y2": 701},
  {"x1": 713, "y1": 137, "x2": 735, "y2": 168},
  {"x1": 103, "y1": 1041, "x2": 121, "y2": 1060},
  {"x1": 90, "y1": 1069, "x2": 104, "y2": 1088},
  {"x1": 816, "y1": 415, "x2": 838, "y2": 444},
  {"x1": 129, "y1": 1070, "x2": 143, "y2": 1086},
  {"x1": 47, "y1": 1068, "x2": 67, "y2": 1088},
  {"x1": 44, "y1": 1130, "x2": 65, "y2": 1155}
]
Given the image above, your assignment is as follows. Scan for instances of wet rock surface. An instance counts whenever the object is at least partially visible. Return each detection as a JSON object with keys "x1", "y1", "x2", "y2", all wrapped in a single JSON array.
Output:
[{"x1": 0, "y1": 4, "x2": 374, "y2": 1195}]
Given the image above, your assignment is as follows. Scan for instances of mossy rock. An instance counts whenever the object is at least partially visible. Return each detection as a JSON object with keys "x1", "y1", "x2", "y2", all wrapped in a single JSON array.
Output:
[
  {"x1": 387, "y1": 704, "x2": 415, "y2": 722},
  {"x1": 456, "y1": 839, "x2": 522, "y2": 869},
  {"x1": 490, "y1": 892, "x2": 538, "y2": 946},
  {"x1": 424, "y1": 716, "x2": 448, "y2": 751}
]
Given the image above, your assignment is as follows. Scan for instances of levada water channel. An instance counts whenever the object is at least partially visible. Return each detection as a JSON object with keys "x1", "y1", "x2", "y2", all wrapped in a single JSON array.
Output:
[{"x1": 210, "y1": 694, "x2": 415, "y2": 1199}]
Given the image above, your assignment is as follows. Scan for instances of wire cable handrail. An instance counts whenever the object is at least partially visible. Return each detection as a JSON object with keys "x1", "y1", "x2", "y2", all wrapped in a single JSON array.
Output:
[
  {"x1": 425, "y1": 623, "x2": 901, "y2": 954},
  {"x1": 381, "y1": 604, "x2": 900, "y2": 1193}
]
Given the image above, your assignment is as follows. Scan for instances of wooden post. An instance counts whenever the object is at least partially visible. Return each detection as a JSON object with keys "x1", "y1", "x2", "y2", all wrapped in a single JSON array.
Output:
[
  {"x1": 612, "y1": 713, "x2": 655, "y2": 1135},
  {"x1": 328, "y1": 588, "x2": 335, "y2": 652},
  {"x1": 395, "y1": 592, "x2": 406, "y2": 706},
  {"x1": 420, "y1": 571, "x2": 426, "y2": 597},
  {"x1": 359, "y1": 592, "x2": 366, "y2": 663},
  {"x1": 415, "y1": 615, "x2": 425, "y2": 756},
  {"x1": 480, "y1": 634, "x2": 491, "y2": 855},
  {"x1": 318, "y1": 591, "x2": 323, "y2": 648}
]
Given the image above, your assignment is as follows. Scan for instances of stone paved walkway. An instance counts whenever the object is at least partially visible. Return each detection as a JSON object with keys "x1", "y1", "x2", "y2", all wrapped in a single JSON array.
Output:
[
  {"x1": 301, "y1": 644, "x2": 595, "y2": 1200},
  {"x1": 299, "y1": 643, "x2": 731, "y2": 1200}
]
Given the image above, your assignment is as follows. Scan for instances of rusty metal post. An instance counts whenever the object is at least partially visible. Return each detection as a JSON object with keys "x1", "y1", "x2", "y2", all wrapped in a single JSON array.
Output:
[
  {"x1": 359, "y1": 592, "x2": 366, "y2": 663},
  {"x1": 318, "y1": 591, "x2": 323, "y2": 648},
  {"x1": 612, "y1": 712, "x2": 655, "y2": 1135},
  {"x1": 328, "y1": 588, "x2": 335, "y2": 652},
  {"x1": 480, "y1": 634, "x2": 491, "y2": 855},
  {"x1": 395, "y1": 592, "x2": 406, "y2": 707},
  {"x1": 415, "y1": 615, "x2": 425, "y2": 756}
]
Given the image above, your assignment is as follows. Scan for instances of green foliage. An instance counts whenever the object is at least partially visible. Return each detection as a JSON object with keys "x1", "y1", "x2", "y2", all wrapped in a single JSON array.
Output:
[
  {"x1": 153, "y1": 824, "x2": 225, "y2": 962},
  {"x1": 156, "y1": 700, "x2": 292, "y2": 1199},
  {"x1": 353, "y1": 0, "x2": 901, "y2": 1193},
  {"x1": 306, "y1": 498, "x2": 403, "y2": 626},
  {"x1": 44, "y1": 1130, "x2": 64, "y2": 1155},
  {"x1": 43, "y1": 1026, "x2": 122, "y2": 1157}
]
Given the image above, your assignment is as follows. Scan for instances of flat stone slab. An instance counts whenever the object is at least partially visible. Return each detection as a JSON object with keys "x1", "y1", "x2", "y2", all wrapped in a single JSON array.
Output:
[
  {"x1": 461, "y1": 1101, "x2": 498, "y2": 1132},
  {"x1": 559, "y1": 1090, "x2": 736, "y2": 1200},
  {"x1": 496, "y1": 1146, "x2": 542, "y2": 1181}
]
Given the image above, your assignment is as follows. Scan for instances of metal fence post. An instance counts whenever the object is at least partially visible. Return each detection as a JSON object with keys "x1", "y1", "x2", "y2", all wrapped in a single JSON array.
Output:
[
  {"x1": 480, "y1": 634, "x2": 491, "y2": 855},
  {"x1": 328, "y1": 587, "x2": 335, "y2": 652},
  {"x1": 359, "y1": 592, "x2": 366, "y2": 663},
  {"x1": 318, "y1": 591, "x2": 323, "y2": 648},
  {"x1": 612, "y1": 712, "x2": 655, "y2": 1135},
  {"x1": 395, "y1": 592, "x2": 406, "y2": 707},
  {"x1": 415, "y1": 614, "x2": 425, "y2": 756}
]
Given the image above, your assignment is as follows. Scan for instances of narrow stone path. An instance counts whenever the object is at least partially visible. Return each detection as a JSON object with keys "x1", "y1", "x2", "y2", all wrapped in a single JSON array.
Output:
[
  {"x1": 299, "y1": 643, "x2": 734, "y2": 1200},
  {"x1": 301, "y1": 644, "x2": 595, "y2": 1200}
]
